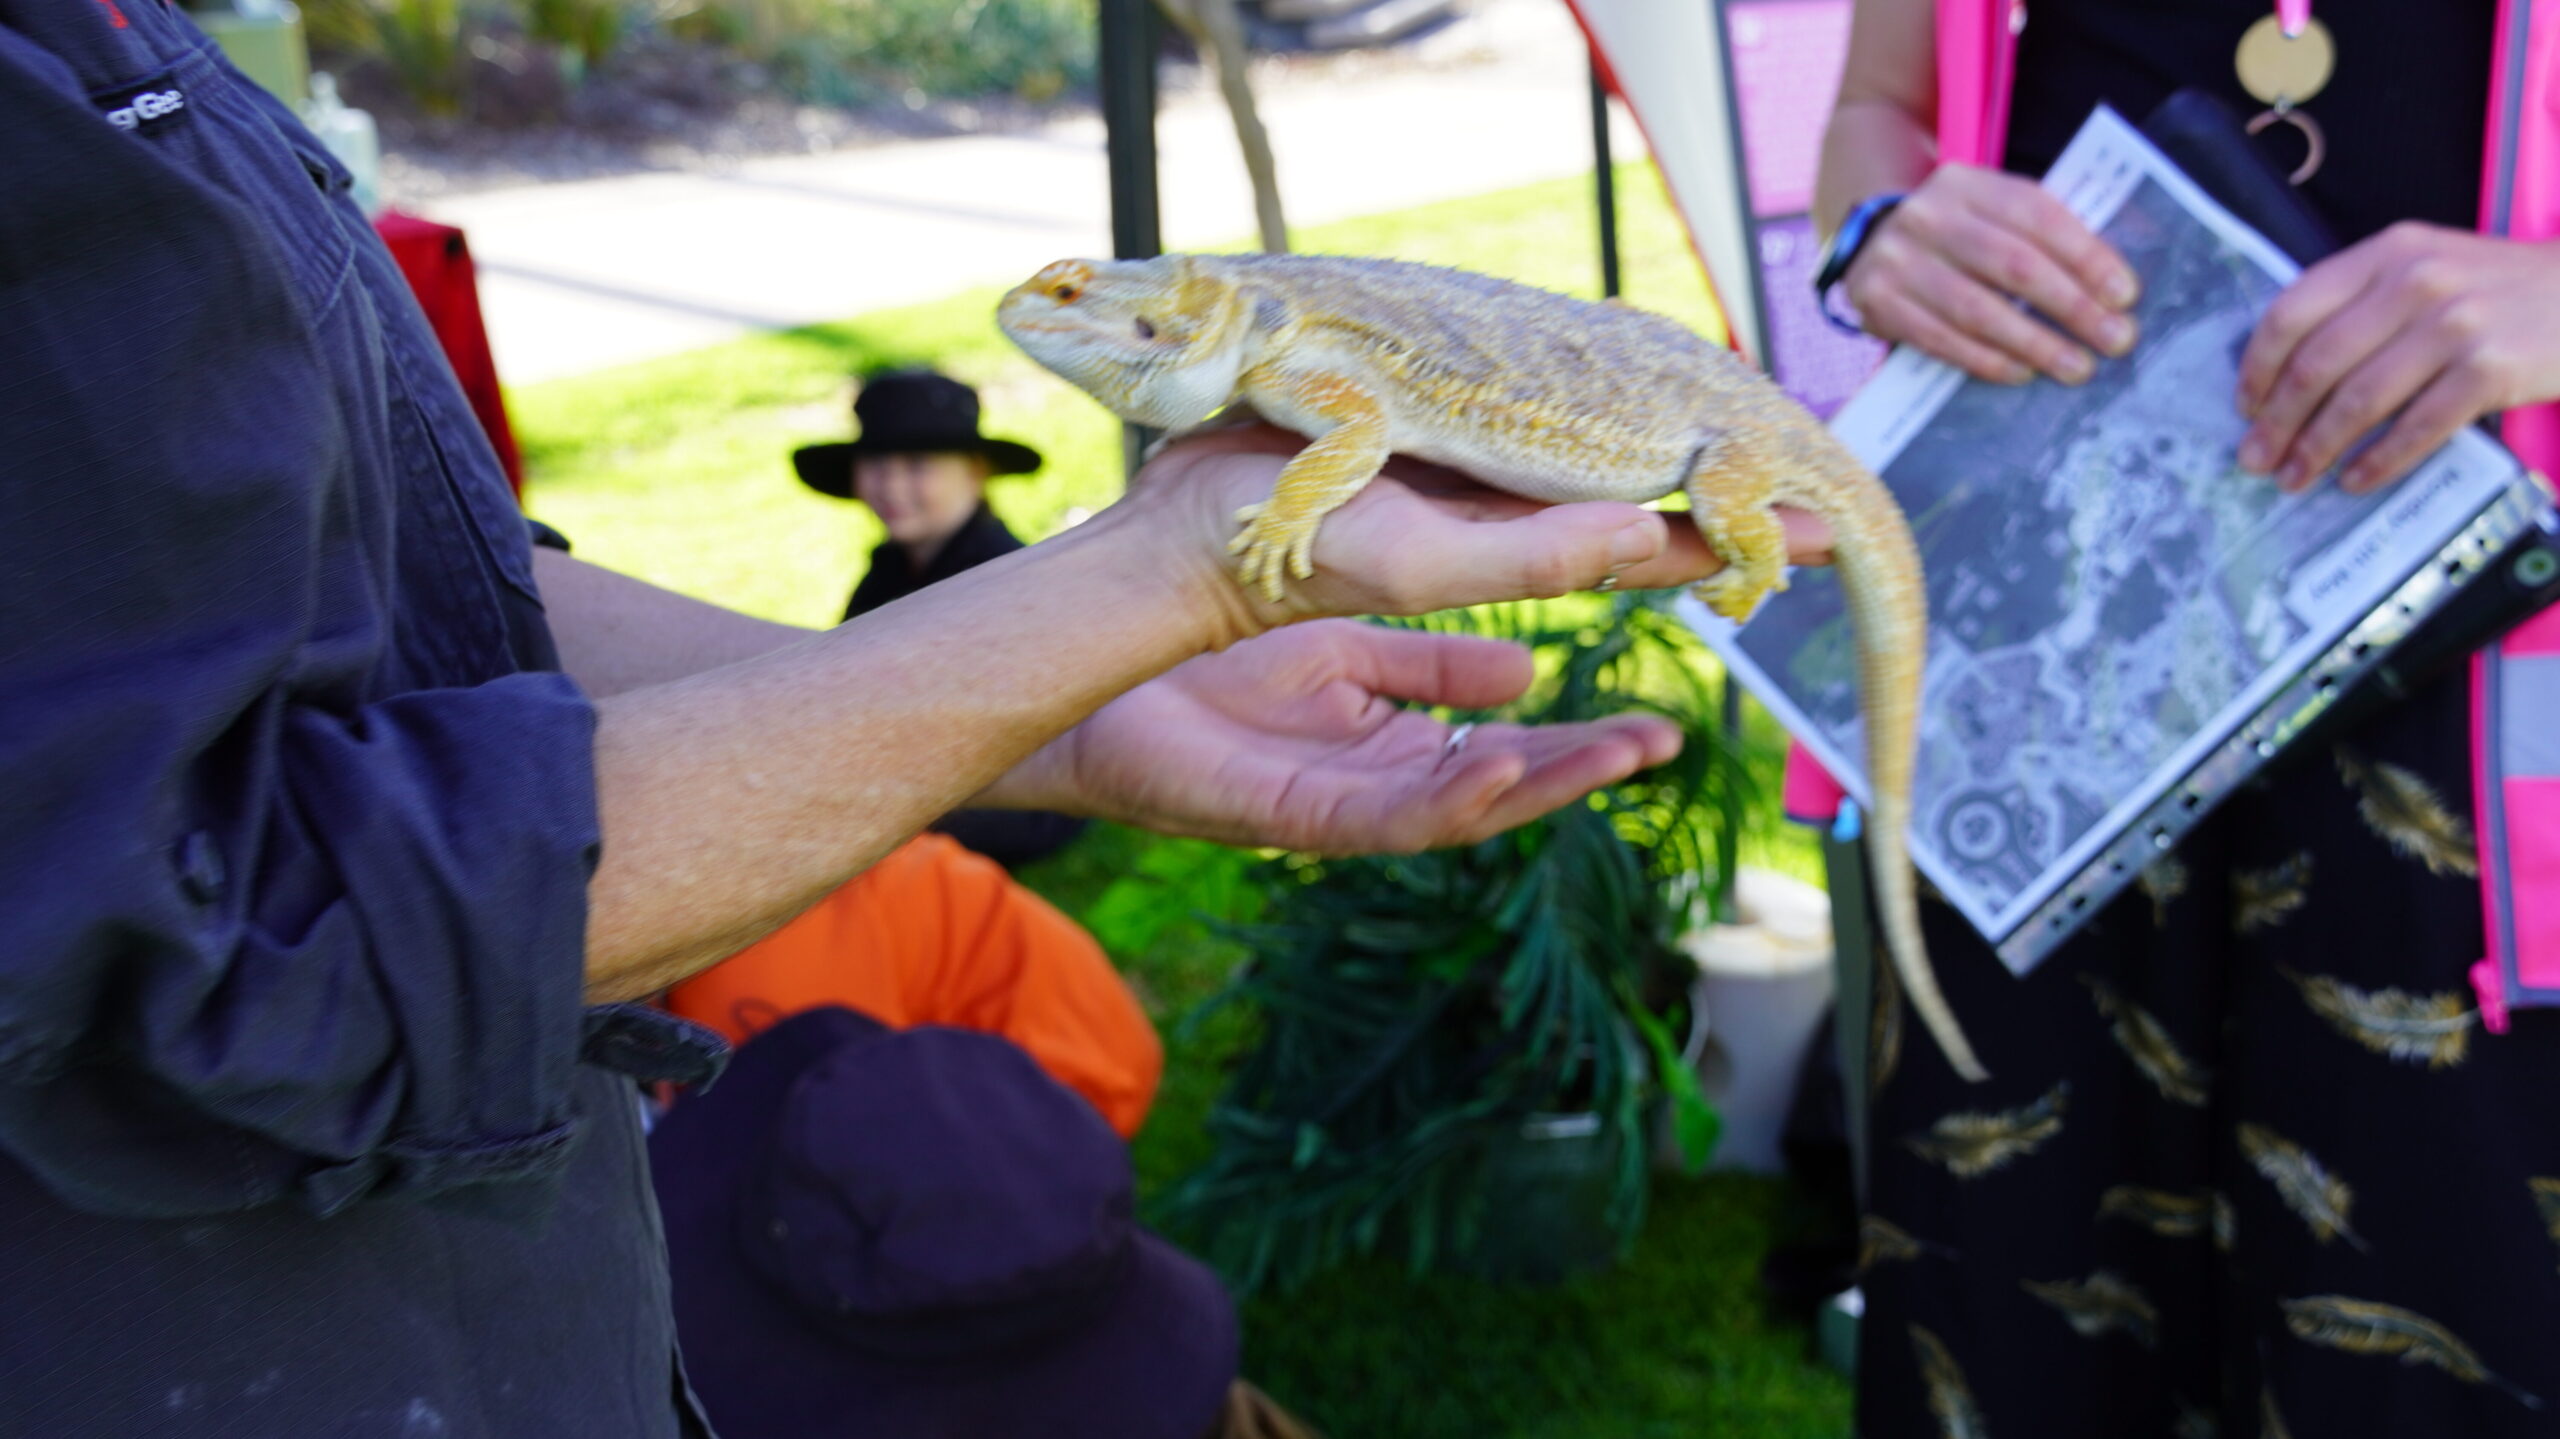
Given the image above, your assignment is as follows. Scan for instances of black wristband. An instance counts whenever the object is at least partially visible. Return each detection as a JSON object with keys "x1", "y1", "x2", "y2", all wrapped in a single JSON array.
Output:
[{"x1": 1812, "y1": 192, "x2": 1907, "y2": 336}]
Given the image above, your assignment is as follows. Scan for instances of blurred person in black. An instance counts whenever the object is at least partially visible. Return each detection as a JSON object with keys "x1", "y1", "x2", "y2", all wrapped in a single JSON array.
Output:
[{"x1": 795, "y1": 369, "x2": 1085, "y2": 866}]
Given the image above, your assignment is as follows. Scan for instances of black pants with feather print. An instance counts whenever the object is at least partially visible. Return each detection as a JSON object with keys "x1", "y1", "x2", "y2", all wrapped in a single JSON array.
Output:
[{"x1": 1857, "y1": 666, "x2": 2560, "y2": 1438}]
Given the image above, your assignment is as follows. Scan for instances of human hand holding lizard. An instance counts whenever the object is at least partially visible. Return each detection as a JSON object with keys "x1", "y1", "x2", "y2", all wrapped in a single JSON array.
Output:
[
  {"x1": 974, "y1": 423, "x2": 1836, "y2": 855},
  {"x1": 1123, "y1": 420, "x2": 1838, "y2": 637}
]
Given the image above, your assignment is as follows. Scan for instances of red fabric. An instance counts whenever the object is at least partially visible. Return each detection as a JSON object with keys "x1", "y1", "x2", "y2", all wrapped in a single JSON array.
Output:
[
  {"x1": 373, "y1": 210, "x2": 524, "y2": 497},
  {"x1": 1782, "y1": 747, "x2": 1851, "y2": 825}
]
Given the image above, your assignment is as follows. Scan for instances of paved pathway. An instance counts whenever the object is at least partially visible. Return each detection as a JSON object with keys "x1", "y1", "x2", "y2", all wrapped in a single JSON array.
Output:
[{"x1": 418, "y1": 0, "x2": 1639, "y2": 382}]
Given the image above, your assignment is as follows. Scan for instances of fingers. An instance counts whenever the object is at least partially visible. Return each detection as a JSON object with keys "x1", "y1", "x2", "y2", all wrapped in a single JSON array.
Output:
[
  {"x1": 2237, "y1": 239, "x2": 2393, "y2": 420},
  {"x1": 1922, "y1": 193, "x2": 2138, "y2": 360},
  {"x1": 1449, "y1": 717, "x2": 1686, "y2": 841},
  {"x1": 1370, "y1": 492, "x2": 1834, "y2": 602},
  {"x1": 1777, "y1": 506, "x2": 1837, "y2": 567},
  {"x1": 1331, "y1": 624, "x2": 1537, "y2": 710},
  {"x1": 1908, "y1": 249, "x2": 2099, "y2": 384},
  {"x1": 2235, "y1": 224, "x2": 2534, "y2": 496},
  {"x1": 1168, "y1": 442, "x2": 1830, "y2": 622},
  {"x1": 2340, "y1": 363, "x2": 2498, "y2": 494},
  {"x1": 2237, "y1": 277, "x2": 2413, "y2": 488},
  {"x1": 1988, "y1": 176, "x2": 2143, "y2": 314},
  {"x1": 1845, "y1": 166, "x2": 2138, "y2": 385},
  {"x1": 1853, "y1": 275, "x2": 2040, "y2": 384},
  {"x1": 1357, "y1": 715, "x2": 1685, "y2": 852},
  {"x1": 1353, "y1": 500, "x2": 1675, "y2": 613},
  {"x1": 2262, "y1": 325, "x2": 2447, "y2": 491}
]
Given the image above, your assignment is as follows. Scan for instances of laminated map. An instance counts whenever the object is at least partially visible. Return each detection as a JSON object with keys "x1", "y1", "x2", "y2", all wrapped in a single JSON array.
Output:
[{"x1": 1691, "y1": 106, "x2": 2535, "y2": 970}]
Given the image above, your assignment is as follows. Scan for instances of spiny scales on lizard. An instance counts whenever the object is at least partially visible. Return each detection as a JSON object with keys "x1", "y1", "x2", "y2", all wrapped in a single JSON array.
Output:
[{"x1": 997, "y1": 252, "x2": 1985, "y2": 1082}]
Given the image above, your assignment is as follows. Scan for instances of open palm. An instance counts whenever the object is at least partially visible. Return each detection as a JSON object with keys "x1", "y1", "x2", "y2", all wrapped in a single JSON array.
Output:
[{"x1": 1052, "y1": 619, "x2": 1683, "y2": 854}]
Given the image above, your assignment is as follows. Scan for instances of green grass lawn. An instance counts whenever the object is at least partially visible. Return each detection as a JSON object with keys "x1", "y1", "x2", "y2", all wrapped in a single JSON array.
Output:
[{"x1": 516, "y1": 163, "x2": 1852, "y2": 1438}]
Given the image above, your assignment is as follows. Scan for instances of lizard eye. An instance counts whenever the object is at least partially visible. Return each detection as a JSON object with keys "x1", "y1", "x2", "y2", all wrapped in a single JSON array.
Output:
[
  {"x1": 1050, "y1": 281, "x2": 1082, "y2": 302},
  {"x1": 1132, "y1": 317, "x2": 1157, "y2": 341}
]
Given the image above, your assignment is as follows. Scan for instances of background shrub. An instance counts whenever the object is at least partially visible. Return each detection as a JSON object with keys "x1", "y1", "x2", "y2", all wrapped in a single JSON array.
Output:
[
  {"x1": 303, "y1": 0, "x2": 1096, "y2": 117},
  {"x1": 756, "y1": 0, "x2": 1095, "y2": 108},
  {"x1": 303, "y1": 0, "x2": 473, "y2": 115}
]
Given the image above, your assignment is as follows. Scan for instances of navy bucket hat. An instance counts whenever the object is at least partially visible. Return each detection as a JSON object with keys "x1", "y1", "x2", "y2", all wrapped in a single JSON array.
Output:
[{"x1": 648, "y1": 1007, "x2": 1238, "y2": 1439}]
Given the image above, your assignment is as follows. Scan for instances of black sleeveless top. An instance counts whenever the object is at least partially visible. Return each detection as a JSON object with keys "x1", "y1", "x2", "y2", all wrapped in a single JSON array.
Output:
[{"x1": 2004, "y1": 0, "x2": 2499, "y2": 241}]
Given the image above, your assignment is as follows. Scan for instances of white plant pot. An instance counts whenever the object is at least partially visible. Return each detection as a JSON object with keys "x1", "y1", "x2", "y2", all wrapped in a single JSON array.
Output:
[{"x1": 1681, "y1": 868, "x2": 1835, "y2": 1175}]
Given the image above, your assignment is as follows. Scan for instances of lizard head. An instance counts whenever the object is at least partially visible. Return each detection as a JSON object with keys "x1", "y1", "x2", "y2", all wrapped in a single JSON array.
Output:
[{"x1": 997, "y1": 256, "x2": 1256, "y2": 429}]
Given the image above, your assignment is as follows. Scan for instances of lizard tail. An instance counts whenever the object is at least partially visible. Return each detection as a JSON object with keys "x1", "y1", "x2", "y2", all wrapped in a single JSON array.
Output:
[{"x1": 1814, "y1": 456, "x2": 1990, "y2": 1084}]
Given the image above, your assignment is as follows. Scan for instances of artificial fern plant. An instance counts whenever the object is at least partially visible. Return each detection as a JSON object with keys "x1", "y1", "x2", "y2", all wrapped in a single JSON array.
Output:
[{"x1": 1160, "y1": 591, "x2": 1757, "y2": 1295}]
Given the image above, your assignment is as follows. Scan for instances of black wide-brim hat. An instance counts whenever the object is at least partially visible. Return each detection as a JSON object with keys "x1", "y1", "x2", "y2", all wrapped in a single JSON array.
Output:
[
  {"x1": 648, "y1": 1007, "x2": 1238, "y2": 1439},
  {"x1": 793, "y1": 369, "x2": 1042, "y2": 500}
]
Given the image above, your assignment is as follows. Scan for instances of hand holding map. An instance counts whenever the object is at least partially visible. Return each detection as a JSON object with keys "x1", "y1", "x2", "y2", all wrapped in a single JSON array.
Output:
[
  {"x1": 1842, "y1": 162, "x2": 2142, "y2": 387},
  {"x1": 2237, "y1": 223, "x2": 2560, "y2": 494}
]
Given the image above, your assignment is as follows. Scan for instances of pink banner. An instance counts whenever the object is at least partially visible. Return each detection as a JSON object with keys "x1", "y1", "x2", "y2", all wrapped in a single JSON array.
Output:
[
  {"x1": 1756, "y1": 216, "x2": 1886, "y2": 419},
  {"x1": 2507, "y1": 776, "x2": 2560, "y2": 988},
  {"x1": 1724, "y1": 0, "x2": 1856, "y2": 218},
  {"x1": 2506, "y1": 601, "x2": 2560, "y2": 656}
]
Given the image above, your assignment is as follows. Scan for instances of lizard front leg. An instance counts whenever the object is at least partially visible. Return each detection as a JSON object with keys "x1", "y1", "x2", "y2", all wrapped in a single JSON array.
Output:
[
  {"x1": 1229, "y1": 369, "x2": 1391, "y2": 603},
  {"x1": 1680, "y1": 430, "x2": 1792, "y2": 623}
]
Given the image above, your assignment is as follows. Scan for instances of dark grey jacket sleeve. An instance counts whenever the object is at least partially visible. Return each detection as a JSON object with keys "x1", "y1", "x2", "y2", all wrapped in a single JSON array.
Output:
[{"x1": 0, "y1": 47, "x2": 601, "y2": 1218}]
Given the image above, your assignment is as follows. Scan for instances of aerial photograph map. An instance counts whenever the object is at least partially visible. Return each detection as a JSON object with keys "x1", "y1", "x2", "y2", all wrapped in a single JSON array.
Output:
[{"x1": 1717, "y1": 114, "x2": 2516, "y2": 949}]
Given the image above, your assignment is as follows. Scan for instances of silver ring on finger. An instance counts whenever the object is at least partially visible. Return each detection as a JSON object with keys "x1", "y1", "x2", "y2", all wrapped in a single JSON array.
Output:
[{"x1": 1442, "y1": 722, "x2": 1476, "y2": 760}]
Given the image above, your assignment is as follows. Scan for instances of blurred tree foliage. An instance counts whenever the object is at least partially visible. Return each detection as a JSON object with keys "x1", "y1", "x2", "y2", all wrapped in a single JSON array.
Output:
[{"x1": 298, "y1": 0, "x2": 1096, "y2": 115}]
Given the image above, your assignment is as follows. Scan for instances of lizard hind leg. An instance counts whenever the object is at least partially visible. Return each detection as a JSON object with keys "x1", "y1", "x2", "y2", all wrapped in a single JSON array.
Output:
[
  {"x1": 1680, "y1": 436, "x2": 1791, "y2": 623},
  {"x1": 1230, "y1": 370, "x2": 1392, "y2": 603}
]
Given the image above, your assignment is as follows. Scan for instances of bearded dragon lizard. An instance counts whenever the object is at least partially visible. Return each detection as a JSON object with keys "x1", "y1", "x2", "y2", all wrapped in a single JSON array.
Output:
[{"x1": 998, "y1": 253, "x2": 1984, "y2": 1082}]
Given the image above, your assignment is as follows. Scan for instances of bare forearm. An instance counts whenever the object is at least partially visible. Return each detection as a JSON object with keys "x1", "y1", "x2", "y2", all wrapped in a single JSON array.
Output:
[
  {"x1": 1816, "y1": 102, "x2": 1937, "y2": 235},
  {"x1": 1814, "y1": 0, "x2": 1940, "y2": 235},
  {"x1": 533, "y1": 548, "x2": 813, "y2": 697},
  {"x1": 579, "y1": 504, "x2": 1231, "y2": 1003}
]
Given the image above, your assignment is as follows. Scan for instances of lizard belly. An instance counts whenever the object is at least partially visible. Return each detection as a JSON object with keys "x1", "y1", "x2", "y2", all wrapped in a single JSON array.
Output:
[{"x1": 1384, "y1": 414, "x2": 1687, "y2": 506}]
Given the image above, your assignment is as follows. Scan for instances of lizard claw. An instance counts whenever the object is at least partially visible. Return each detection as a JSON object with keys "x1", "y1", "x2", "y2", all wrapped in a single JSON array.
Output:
[
  {"x1": 1690, "y1": 569, "x2": 1774, "y2": 623},
  {"x1": 1231, "y1": 510, "x2": 1310, "y2": 603},
  {"x1": 1233, "y1": 540, "x2": 1288, "y2": 603}
]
